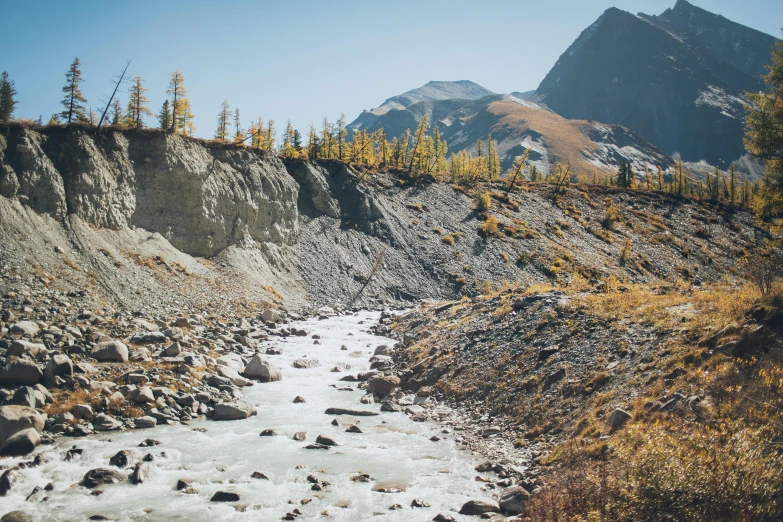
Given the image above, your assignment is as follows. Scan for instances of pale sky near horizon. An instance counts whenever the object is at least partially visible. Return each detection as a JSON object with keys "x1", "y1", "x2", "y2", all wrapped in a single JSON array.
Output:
[{"x1": 1, "y1": 0, "x2": 781, "y2": 140}]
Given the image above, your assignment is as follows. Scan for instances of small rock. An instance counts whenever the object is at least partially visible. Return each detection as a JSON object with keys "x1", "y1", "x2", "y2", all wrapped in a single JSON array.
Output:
[
  {"x1": 91, "y1": 341, "x2": 129, "y2": 363},
  {"x1": 315, "y1": 435, "x2": 338, "y2": 446},
  {"x1": 606, "y1": 408, "x2": 632, "y2": 430},
  {"x1": 82, "y1": 468, "x2": 127, "y2": 488},
  {"x1": 459, "y1": 499, "x2": 500, "y2": 515},
  {"x1": 293, "y1": 396, "x2": 306, "y2": 404},
  {"x1": 210, "y1": 491, "x2": 240, "y2": 502},
  {"x1": 109, "y1": 450, "x2": 132, "y2": 468}
]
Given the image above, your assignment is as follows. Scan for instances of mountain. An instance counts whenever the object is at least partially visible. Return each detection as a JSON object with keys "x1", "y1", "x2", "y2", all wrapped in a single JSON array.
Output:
[
  {"x1": 348, "y1": 83, "x2": 672, "y2": 176},
  {"x1": 535, "y1": 0, "x2": 778, "y2": 166}
]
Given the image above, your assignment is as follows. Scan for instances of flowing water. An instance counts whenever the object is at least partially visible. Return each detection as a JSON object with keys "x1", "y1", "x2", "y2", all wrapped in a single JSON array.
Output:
[{"x1": 2, "y1": 312, "x2": 488, "y2": 521}]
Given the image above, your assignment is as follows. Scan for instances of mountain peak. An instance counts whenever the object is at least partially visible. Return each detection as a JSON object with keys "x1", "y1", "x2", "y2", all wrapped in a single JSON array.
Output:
[{"x1": 381, "y1": 80, "x2": 495, "y2": 109}]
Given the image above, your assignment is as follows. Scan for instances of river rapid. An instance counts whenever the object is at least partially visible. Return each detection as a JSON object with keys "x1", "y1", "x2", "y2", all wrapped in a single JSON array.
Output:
[{"x1": 2, "y1": 311, "x2": 489, "y2": 521}]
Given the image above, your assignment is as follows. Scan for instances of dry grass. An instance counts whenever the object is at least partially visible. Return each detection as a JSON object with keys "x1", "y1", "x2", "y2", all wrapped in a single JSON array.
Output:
[{"x1": 479, "y1": 216, "x2": 501, "y2": 237}]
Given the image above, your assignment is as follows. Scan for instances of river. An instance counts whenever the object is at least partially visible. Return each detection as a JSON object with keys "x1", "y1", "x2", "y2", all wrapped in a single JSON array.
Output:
[{"x1": 2, "y1": 311, "x2": 490, "y2": 521}]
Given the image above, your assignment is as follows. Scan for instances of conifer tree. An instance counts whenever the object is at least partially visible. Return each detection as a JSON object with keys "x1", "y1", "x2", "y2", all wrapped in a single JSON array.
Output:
[
  {"x1": 126, "y1": 76, "x2": 152, "y2": 129},
  {"x1": 335, "y1": 114, "x2": 347, "y2": 160},
  {"x1": 744, "y1": 36, "x2": 783, "y2": 217},
  {"x1": 307, "y1": 124, "x2": 320, "y2": 159},
  {"x1": 729, "y1": 165, "x2": 737, "y2": 204},
  {"x1": 60, "y1": 57, "x2": 88, "y2": 123},
  {"x1": 265, "y1": 120, "x2": 276, "y2": 152},
  {"x1": 110, "y1": 99, "x2": 123, "y2": 126},
  {"x1": 0, "y1": 71, "x2": 18, "y2": 121},
  {"x1": 233, "y1": 108, "x2": 243, "y2": 144},
  {"x1": 215, "y1": 100, "x2": 231, "y2": 141},
  {"x1": 166, "y1": 71, "x2": 187, "y2": 133},
  {"x1": 158, "y1": 100, "x2": 171, "y2": 130},
  {"x1": 178, "y1": 98, "x2": 194, "y2": 136},
  {"x1": 408, "y1": 114, "x2": 430, "y2": 173}
]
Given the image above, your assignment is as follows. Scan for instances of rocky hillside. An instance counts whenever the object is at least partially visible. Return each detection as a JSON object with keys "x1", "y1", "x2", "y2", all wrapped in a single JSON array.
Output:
[
  {"x1": 536, "y1": 1, "x2": 778, "y2": 167},
  {"x1": 350, "y1": 87, "x2": 671, "y2": 176},
  {"x1": 0, "y1": 123, "x2": 756, "y2": 317}
]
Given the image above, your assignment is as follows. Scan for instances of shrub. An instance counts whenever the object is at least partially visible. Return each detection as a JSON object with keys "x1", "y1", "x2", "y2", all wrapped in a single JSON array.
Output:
[
  {"x1": 475, "y1": 192, "x2": 491, "y2": 212},
  {"x1": 602, "y1": 202, "x2": 619, "y2": 230},
  {"x1": 741, "y1": 247, "x2": 783, "y2": 295},
  {"x1": 620, "y1": 238, "x2": 632, "y2": 264},
  {"x1": 480, "y1": 216, "x2": 500, "y2": 237},
  {"x1": 442, "y1": 234, "x2": 455, "y2": 245}
]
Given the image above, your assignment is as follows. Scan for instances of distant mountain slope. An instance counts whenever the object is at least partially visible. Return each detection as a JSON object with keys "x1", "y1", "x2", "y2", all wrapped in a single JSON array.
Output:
[
  {"x1": 535, "y1": 1, "x2": 778, "y2": 166},
  {"x1": 348, "y1": 85, "x2": 672, "y2": 176}
]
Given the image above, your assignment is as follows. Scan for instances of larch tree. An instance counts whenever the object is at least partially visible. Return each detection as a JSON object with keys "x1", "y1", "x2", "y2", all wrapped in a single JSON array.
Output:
[
  {"x1": 60, "y1": 57, "x2": 88, "y2": 124},
  {"x1": 166, "y1": 70, "x2": 187, "y2": 133},
  {"x1": 264, "y1": 120, "x2": 276, "y2": 152},
  {"x1": 126, "y1": 76, "x2": 152, "y2": 129},
  {"x1": 335, "y1": 114, "x2": 347, "y2": 160},
  {"x1": 744, "y1": 36, "x2": 783, "y2": 217},
  {"x1": 0, "y1": 72, "x2": 18, "y2": 121},
  {"x1": 178, "y1": 98, "x2": 195, "y2": 136},
  {"x1": 215, "y1": 99, "x2": 231, "y2": 141}
]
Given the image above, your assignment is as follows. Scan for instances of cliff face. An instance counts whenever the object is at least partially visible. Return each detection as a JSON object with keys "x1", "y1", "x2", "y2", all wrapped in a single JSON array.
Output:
[
  {"x1": 0, "y1": 126, "x2": 299, "y2": 257},
  {"x1": 0, "y1": 124, "x2": 759, "y2": 313}
]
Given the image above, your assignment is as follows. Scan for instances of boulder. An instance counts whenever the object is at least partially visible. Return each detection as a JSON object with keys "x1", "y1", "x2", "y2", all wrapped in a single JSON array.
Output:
[
  {"x1": 45, "y1": 353, "x2": 73, "y2": 382},
  {"x1": 373, "y1": 344, "x2": 395, "y2": 356},
  {"x1": 134, "y1": 416, "x2": 157, "y2": 429},
  {"x1": 459, "y1": 499, "x2": 500, "y2": 515},
  {"x1": 82, "y1": 468, "x2": 126, "y2": 488},
  {"x1": 243, "y1": 354, "x2": 282, "y2": 382},
  {"x1": 292, "y1": 358, "x2": 319, "y2": 369},
  {"x1": 211, "y1": 491, "x2": 240, "y2": 502},
  {"x1": 130, "y1": 462, "x2": 152, "y2": 484},
  {"x1": 129, "y1": 331, "x2": 167, "y2": 344},
  {"x1": 9, "y1": 321, "x2": 39, "y2": 336},
  {"x1": 8, "y1": 340, "x2": 48, "y2": 360},
  {"x1": 91, "y1": 341, "x2": 129, "y2": 363},
  {"x1": 93, "y1": 413, "x2": 122, "y2": 431},
  {"x1": 367, "y1": 375, "x2": 400, "y2": 397},
  {"x1": 10, "y1": 387, "x2": 36, "y2": 408},
  {"x1": 71, "y1": 403, "x2": 93, "y2": 419},
  {"x1": 260, "y1": 309, "x2": 279, "y2": 323},
  {"x1": 0, "y1": 359, "x2": 42, "y2": 386},
  {"x1": 0, "y1": 469, "x2": 15, "y2": 496},
  {"x1": 315, "y1": 435, "x2": 338, "y2": 447},
  {"x1": 606, "y1": 408, "x2": 632, "y2": 430},
  {"x1": 0, "y1": 428, "x2": 40, "y2": 456},
  {"x1": 109, "y1": 450, "x2": 132, "y2": 468},
  {"x1": 215, "y1": 365, "x2": 253, "y2": 387},
  {"x1": 1, "y1": 511, "x2": 33, "y2": 522},
  {"x1": 499, "y1": 485, "x2": 531, "y2": 514},
  {"x1": 324, "y1": 407, "x2": 378, "y2": 416},
  {"x1": 216, "y1": 354, "x2": 245, "y2": 373},
  {"x1": 213, "y1": 400, "x2": 257, "y2": 420}
]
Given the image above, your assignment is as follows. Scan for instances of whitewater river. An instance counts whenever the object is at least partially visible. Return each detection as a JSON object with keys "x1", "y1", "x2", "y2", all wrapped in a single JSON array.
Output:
[{"x1": 2, "y1": 312, "x2": 489, "y2": 521}]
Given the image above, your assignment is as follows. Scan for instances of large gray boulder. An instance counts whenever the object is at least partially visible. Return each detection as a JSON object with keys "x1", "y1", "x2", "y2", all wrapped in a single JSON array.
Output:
[
  {"x1": 0, "y1": 428, "x2": 40, "y2": 456},
  {"x1": 45, "y1": 353, "x2": 73, "y2": 382},
  {"x1": 9, "y1": 321, "x2": 39, "y2": 336},
  {"x1": 129, "y1": 331, "x2": 167, "y2": 344},
  {"x1": 459, "y1": 499, "x2": 500, "y2": 515},
  {"x1": 260, "y1": 309, "x2": 279, "y2": 323},
  {"x1": 91, "y1": 341, "x2": 129, "y2": 363},
  {"x1": 0, "y1": 405, "x2": 46, "y2": 446},
  {"x1": 215, "y1": 365, "x2": 253, "y2": 387},
  {"x1": 292, "y1": 358, "x2": 319, "y2": 369},
  {"x1": 367, "y1": 375, "x2": 400, "y2": 397},
  {"x1": 606, "y1": 408, "x2": 632, "y2": 430},
  {"x1": 213, "y1": 400, "x2": 257, "y2": 420},
  {"x1": 499, "y1": 485, "x2": 531, "y2": 514},
  {"x1": 82, "y1": 468, "x2": 126, "y2": 488},
  {"x1": 8, "y1": 340, "x2": 48, "y2": 360},
  {"x1": 93, "y1": 413, "x2": 123, "y2": 431},
  {"x1": 0, "y1": 359, "x2": 42, "y2": 386},
  {"x1": 243, "y1": 354, "x2": 282, "y2": 382}
]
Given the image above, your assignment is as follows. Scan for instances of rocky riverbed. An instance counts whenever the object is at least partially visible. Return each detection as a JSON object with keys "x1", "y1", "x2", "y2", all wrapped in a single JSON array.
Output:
[{"x1": 1, "y1": 307, "x2": 536, "y2": 521}]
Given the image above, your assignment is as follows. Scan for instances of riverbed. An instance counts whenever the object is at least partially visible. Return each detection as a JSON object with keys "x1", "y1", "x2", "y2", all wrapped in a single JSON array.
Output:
[{"x1": 2, "y1": 312, "x2": 489, "y2": 521}]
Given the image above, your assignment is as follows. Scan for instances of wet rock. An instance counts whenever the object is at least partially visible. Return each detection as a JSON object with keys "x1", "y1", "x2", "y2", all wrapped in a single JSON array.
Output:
[
  {"x1": 411, "y1": 499, "x2": 430, "y2": 508},
  {"x1": 292, "y1": 358, "x2": 319, "y2": 369},
  {"x1": 90, "y1": 341, "x2": 129, "y2": 363},
  {"x1": 0, "y1": 405, "x2": 46, "y2": 446},
  {"x1": 0, "y1": 428, "x2": 40, "y2": 456},
  {"x1": 213, "y1": 400, "x2": 257, "y2": 420},
  {"x1": 293, "y1": 432, "x2": 306, "y2": 441},
  {"x1": 259, "y1": 429, "x2": 277, "y2": 436},
  {"x1": 134, "y1": 416, "x2": 157, "y2": 429},
  {"x1": 109, "y1": 450, "x2": 132, "y2": 468},
  {"x1": 82, "y1": 468, "x2": 127, "y2": 488},
  {"x1": 367, "y1": 375, "x2": 400, "y2": 397},
  {"x1": 606, "y1": 408, "x2": 632, "y2": 430},
  {"x1": 325, "y1": 407, "x2": 378, "y2": 416},
  {"x1": 499, "y1": 485, "x2": 531, "y2": 514},
  {"x1": 346, "y1": 425, "x2": 363, "y2": 433},
  {"x1": 304, "y1": 443, "x2": 330, "y2": 450},
  {"x1": 459, "y1": 498, "x2": 500, "y2": 515},
  {"x1": 210, "y1": 491, "x2": 240, "y2": 502},
  {"x1": 130, "y1": 462, "x2": 152, "y2": 484},
  {"x1": 0, "y1": 469, "x2": 15, "y2": 496},
  {"x1": 176, "y1": 478, "x2": 194, "y2": 490},
  {"x1": 315, "y1": 435, "x2": 338, "y2": 446},
  {"x1": 251, "y1": 471, "x2": 269, "y2": 480},
  {"x1": 433, "y1": 514, "x2": 457, "y2": 522},
  {"x1": 0, "y1": 511, "x2": 32, "y2": 522},
  {"x1": 243, "y1": 354, "x2": 282, "y2": 382},
  {"x1": 293, "y1": 396, "x2": 306, "y2": 404},
  {"x1": 373, "y1": 344, "x2": 395, "y2": 356},
  {"x1": 93, "y1": 413, "x2": 123, "y2": 431},
  {"x1": 0, "y1": 359, "x2": 42, "y2": 386}
]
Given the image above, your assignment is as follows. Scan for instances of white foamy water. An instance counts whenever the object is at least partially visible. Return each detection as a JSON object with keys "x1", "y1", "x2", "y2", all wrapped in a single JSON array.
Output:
[{"x1": 2, "y1": 312, "x2": 487, "y2": 521}]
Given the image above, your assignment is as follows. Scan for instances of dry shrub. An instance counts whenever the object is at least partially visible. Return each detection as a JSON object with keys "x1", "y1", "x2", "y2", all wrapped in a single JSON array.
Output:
[
  {"x1": 740, "y1": 247, "x2": 783, "y2": 295},
  {"x1": 442, "y1": 234, "x2": 455, "y2": 245},
  {"x1": 475, "y1": 192, "x2": 491, "y2": 212},
  {"x1": 480, "y1": 216, "x2": 500, "y2": 237}
]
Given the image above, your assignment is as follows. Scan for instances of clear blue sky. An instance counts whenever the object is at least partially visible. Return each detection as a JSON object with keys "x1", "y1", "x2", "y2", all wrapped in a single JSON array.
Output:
[{"x1": 1, "y1": 0, "x2": 780, "y2": 140}]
